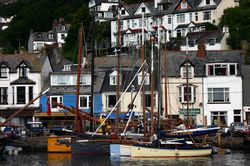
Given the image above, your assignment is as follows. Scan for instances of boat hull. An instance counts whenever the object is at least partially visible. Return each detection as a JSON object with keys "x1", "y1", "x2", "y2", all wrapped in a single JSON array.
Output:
[
  {"x1": 131, "y1": 146, "x2": 212, "y2": 158},
  {"x1": 110, "y1": 144, "x2": 131, "y2": 156},
  {"x1": 72, "y1": 140, "x2": 110, "y2": 155}
]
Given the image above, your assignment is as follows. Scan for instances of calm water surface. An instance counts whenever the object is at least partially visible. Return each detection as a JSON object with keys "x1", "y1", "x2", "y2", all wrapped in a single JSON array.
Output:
[{"x1": 0, "y1": 150, "x2": 250, "y2": 166}]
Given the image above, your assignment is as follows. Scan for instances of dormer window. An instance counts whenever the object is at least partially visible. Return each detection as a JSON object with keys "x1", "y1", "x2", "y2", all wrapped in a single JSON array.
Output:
[
  {"x1": 109, "y1": 71, "x2": 121, "y2": 85},
  {"x1": 188, "y1": 41, "x2": 195, "y2": 47},
  {"x1": 37, "y1": 33, "x2": 42, "y2": 39},
  {"x1": 207, "y1": 63, "x2": 237, "y2": 76},
  {"x1": 19, "y1": 63, "x2": 28, "y2": 78},
  {"x1": 181, "y1": 2, "x2": 187, "y2": 9},
  {"x1": 181, "y1": 63, "x2": 193, "y2": 79},
  {"x1": 0, "y1": 64, "x2": 8, "y2": 78},
  {"x1": 206, "y1": 0, "x2": 211, "y2": 5},
  {"x1": 208, "y1": 38, "x2": 215, "y2": 45},
  {"x1": 138, "y1": 71, "x2": 149, "y2": 85},
  {"x1": 48, "y1": 33, "x2": 53, "y2": 40},
  {"x1": 61, "y1": 25, "x2": 66, "y2": 31}
]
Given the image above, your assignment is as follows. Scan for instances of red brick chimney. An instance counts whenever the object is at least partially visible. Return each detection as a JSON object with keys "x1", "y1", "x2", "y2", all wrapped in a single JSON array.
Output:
[{"x1": 197, "y1": 39, "x2": 206, "y2": 58}]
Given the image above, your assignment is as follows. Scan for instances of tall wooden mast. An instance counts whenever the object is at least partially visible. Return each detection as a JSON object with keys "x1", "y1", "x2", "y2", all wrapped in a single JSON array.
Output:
[
  {"x1": 150, "y1": 35, "x2": 155, "y2": 136},
  {"x1": 115, "y1": 2, "x2": 121, "y2": 133},
  {"x1": 157, "y1": 19, "x2": 162, "y2": 128},
  {"x1": 185, "y1": 37, "x2": 190, "y2": 128},
  {"x1": 90, "y1": 14, "x2": 95, "y2": 131},
  {"x1": 141, "y1": 12, "x2": 146, "y2": 140},
  {"x1": 75, "y1": 26, "x2": 84, "y2": 133}
]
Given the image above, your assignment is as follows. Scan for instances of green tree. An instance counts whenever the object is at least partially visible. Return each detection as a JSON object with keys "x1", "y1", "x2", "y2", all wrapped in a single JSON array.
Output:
[
  {"x1": 220, "y1": 2, "x2": 250, "y2": 49},
  {"x1": 63, "y1": 5, "x2": 91, "y2": 62},
  {"x1": 0, "y1": 0, "x2": 88, "y2": 53}
]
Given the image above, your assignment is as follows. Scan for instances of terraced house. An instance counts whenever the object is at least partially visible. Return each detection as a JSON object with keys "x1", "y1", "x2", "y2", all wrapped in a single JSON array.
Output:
[
  {"x1": 0, "y1": 53, "x2": 52, "y2": 126},
  {"x1": 110, "y1": 0, "x2": 238, "y2": 48}
]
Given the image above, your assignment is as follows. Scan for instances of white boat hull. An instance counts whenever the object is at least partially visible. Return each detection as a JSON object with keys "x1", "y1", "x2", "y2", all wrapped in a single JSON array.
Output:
[
  {"x1": 110, "y1": 144, "x2": 131, "y2": 156},
  {"x1": 131, "y1": 146, "x2": 212, "y2": 158}
]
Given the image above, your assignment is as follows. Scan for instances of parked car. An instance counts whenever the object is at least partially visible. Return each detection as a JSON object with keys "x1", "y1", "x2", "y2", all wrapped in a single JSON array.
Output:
[
  {"x1": 227, "y1": 122, "x2": 248, "y2": 136},
  {"x1": 26, "y1": 122, "x2": 48, "y2": 137}
]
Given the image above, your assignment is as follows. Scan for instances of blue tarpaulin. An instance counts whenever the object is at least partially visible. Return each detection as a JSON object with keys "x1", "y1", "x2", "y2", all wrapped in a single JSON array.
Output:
[{"x1": 106, "y1": 112, "x2": 135, "y2": 120}]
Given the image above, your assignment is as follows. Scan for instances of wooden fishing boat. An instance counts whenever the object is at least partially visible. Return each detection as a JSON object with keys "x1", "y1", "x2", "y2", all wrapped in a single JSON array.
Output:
[{"x1": 130, "y1": 145, "x2": 212, "y2": 158}]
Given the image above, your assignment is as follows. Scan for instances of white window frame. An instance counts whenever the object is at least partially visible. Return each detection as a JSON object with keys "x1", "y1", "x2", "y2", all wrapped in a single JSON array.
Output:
[
  {"x1": 80, "y1": 74, "x2": 91, "y2": 85},
  {"x1": 181, "y1": 63, "x2": 193, "y2": 79},
  {"x1": 57, "y1": 75, "x2": 68, "y2": 85},
  {"x1": 211, "y1": 111, "x2": 228, "y2": 126},
  {"x1": 79, "y1": 95, "x2": 91, "y2": 109},
  {"x1": 107, "y1": 94, "x2": 116, "y2": 109},
  {"x1": 208, "y1": 88, "x2": 230, "y2": 103},
  {"x1": 168, "y1": 15, "x2": 171, "y2": 24},
  {"x1": 50, "y1": 96, "x2": 63, "y2": 111},
  {"x1": 0, "y1": 64, "x2": 8, "y2": 78},
  {"x1": 48, "y1": 33, "x2": 53, "y2": 40},
  {"x1": 179, "y1": 85, "x2": 196, "y2": 103},
  {"x1": 109, "y1": 71, "x2": 121, "y2": 85},
  {"x1": 207, "y1": 63, "x2": 237, "y2": 76},
  {"x1": 177, "y1": 14, "x2": 185, "y2": 23},
  {"x1": 203, "y1": 11, "x2": 211, "y2": 21},
  {"x1": 195, "y1": 12, "x2": 198, "y2": 21}
]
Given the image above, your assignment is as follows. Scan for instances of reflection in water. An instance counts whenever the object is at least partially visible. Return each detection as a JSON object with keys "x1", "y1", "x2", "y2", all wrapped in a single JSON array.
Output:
[
  {"x1": 0, "y1": 151, "x2": 250, "y2": 166},
  {"x1": 48, "y1": 153, "x2": 72, "y2": 166}
]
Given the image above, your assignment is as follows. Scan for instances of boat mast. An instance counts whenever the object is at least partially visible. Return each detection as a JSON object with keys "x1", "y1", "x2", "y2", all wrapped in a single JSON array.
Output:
[
  {"x1": 150, "y1": 34, "x2": 155, "y2": 136},
  {"x1": 141, "y1": 12, "x2": 147, "y2": 140},
  {"x1": 157, "y1": 18, "x2": 162, "y2": 128},
  {"x1": 75, "y1": 26, "x2": 84, "y2": 133},
  {"x1": 185, "y1": 37, "x2": 190, "y2": 128},
  {"x1": 164, "y1": 38, "x2": 168, "y2": 118},
  {"x1": 90, "y1": 14, "x2": 95, "y2": 131},
  {"x1": 115, "y1": 2, "x2": 121, "y2": 133}
]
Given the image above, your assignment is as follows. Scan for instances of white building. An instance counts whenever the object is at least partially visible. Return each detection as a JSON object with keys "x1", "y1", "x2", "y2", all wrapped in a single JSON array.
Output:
[
  {"x1": 180, "y1": 26, "x2": 230, "y2": 51},
  {"x1": 203, "y1": 50, "x2": 242, "y2": 127},
  {"x1": 110, "y1": 0, "x2": 238, "y2": 48},
  {"x1": 0, "y1": 53, "x2": 52, "y2": 126},
  {"x1": 89, "y1": 0, "x2": 119, "y2": 22},
  {"x1": 28, "y1": 18, "x2": 70, "y2": 53}
]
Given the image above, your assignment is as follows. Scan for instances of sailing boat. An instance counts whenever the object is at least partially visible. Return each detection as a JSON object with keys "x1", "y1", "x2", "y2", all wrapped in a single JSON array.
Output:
[{"x1": 113, "y1": 34, "x2": 214, "y2": 158}]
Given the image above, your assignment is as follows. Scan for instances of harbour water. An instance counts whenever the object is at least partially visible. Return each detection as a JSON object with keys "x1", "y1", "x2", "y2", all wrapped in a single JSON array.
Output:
[{"x1": 0, "y1": 150, "x2": 250, "y2": 166}]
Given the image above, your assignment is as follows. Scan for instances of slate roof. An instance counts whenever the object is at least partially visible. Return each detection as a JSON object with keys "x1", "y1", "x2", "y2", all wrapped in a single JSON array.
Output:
[
  {"x1": 95, "y1": 54, "x2": 142, "y2": 68},
  {"x1": 181, "y1": 30, "x2": 225, "y2": 45},
  {"x1": 44, "y1": 69, "x2": 106, "y2": 95},
  {"x1": 10, "y1": 77, "x2": 36, "y2": 85},
  {"x1": 0, "y1": 53, "x2": 47, "y2": 73},
  {"x1": 30, "y1": 31, "x2": 55, "y2": 42},
  {"x1": 164, "y1": 50, "x2": 242, "y2": 77},
  {"x1": 101, "y1": 68, "x2": 159, "y2": 93}
]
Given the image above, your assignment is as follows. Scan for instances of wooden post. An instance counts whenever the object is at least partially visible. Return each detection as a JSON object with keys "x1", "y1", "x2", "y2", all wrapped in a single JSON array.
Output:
[{"x1": 217, "y1": 112, "x2": 221, "y2": 147}]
